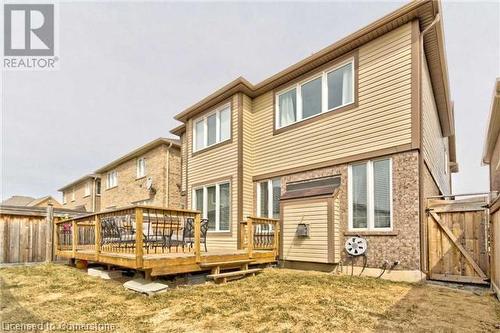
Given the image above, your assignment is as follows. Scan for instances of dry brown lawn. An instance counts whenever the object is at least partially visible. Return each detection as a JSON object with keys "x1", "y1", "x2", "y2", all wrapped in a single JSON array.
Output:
[{"x1": 1, "y1": 264, "x2": 499, "y2": 332}]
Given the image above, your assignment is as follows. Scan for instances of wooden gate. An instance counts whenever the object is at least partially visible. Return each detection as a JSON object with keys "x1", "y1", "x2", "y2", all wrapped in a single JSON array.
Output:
[{"x1": 427, "y1": 196, "x2": 489, "y2": 284}]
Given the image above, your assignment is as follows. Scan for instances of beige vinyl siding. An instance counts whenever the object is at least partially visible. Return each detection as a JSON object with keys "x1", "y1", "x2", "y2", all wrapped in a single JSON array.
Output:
[
  {"x1": 421, "y1": 56, "x2": 450, "y2": 195},
  {"x1": 187, "y1": 95, "x2": 239, "y2": 249},
  {"x1": 242, "y1": 94, "x2": 254, "y2": 218},
  {"x1": 252, "y1": 23, "x2": 413, "y2": 176},
  {"x1": 282, "y1": 200, "x2": 330, "y2": 263}
]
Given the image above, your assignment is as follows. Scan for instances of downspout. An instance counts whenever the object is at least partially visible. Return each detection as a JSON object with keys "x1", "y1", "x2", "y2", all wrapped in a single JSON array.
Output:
[
  {"x1": 165, "y1": 142, "x2": 173, "y2": 207},
  {"x1": 418, "y1": 13, "x2": 440, "y2": 275},
  {"x1": 92, "y1": 176, "x2": 97, "y2": 212}
]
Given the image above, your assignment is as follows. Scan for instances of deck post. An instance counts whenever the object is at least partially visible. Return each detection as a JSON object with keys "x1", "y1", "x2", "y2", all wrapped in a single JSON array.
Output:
[
  {"x1": 135, "y1": 208, "x2": 144, "y2": 268},
  {"x1": 72, "y1": 220, "x2": 77, "y2": 258},
  {"x1": 194, "y1": 212, "x2": 201, "y2": 263},
  {"x1": 94, "y1": 215, "x2": 101, "y2": 261},
  {"x1": 247, "y1": 217, "x2": 253, "y2": 258}
]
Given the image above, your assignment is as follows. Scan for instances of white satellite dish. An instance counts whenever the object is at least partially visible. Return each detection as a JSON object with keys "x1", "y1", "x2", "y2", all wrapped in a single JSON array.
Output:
[
  {"x1": 146, "y1": 177, "x2": 153, "y2": 191},
  {"x1": 345, "y1": 236, "x2": 367, "y2": 256}
]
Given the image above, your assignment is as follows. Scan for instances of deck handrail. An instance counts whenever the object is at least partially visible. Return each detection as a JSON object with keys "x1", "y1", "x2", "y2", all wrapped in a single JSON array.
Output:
[
  {"x1": 54, "y1": 205, "x2": 202, "y2": 224},
  {"x1": 240, "y1": 216, "x2": 280, "y2": 258},
  {"x1": 54, "y1": 205, "x2": 202, "y2": 268}
]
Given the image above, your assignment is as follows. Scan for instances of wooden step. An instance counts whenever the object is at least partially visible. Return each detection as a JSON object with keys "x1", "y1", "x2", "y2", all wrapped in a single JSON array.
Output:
[
  {"x1": 207, "y1": 268, "x2": 262, "y2": 283},
  {"x1": 200, "y1": 259, "x2": 254, "y2": 268}
]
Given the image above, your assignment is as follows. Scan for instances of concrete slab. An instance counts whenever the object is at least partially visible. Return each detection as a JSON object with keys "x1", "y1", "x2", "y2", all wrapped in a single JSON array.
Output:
[
  {"x1": 87, "y1": 268, "x2": 103, "y2": 278},
  {"x1": 123, "y1": 278, "x2": 168, "y2": 296},
  {"x1": 87, "y1": 268, "x2": 122, "y2": 280}
]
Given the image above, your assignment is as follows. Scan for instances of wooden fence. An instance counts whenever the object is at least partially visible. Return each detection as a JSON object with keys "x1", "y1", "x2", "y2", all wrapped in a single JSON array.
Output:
[
  {"x1": 0, "y1": 205, "x2": 84, "y2": 264},
  {"x1": 426, "y1": 195, "x2": 490, "y2": 285}
]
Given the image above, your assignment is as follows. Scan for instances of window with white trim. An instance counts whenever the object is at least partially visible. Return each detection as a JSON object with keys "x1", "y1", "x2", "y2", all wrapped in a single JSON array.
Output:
[
  {"x1": 193, "y1": 181, "x2": 230, "y2": 232},
  {"x1": 62, "y1": 192, "x2": 67, "y2": 204},
  {"x1": 276, "y1": 59, "x2": 354, "y2": 129},
  {"x1": 106, "y1": 170, "x2": 117, "y2": 189},
  {"x1": 348, "y1": 158, "x2": 392, "y2": 231},
  {"x1": 193, "y1": 104, "x2": 231, "y2": 152},
  {"x1": 71, "y1": 188, "x2": 76, "y2": 201},
  {"x1": 256, "y1": 178, "x2": 281, "y2": 219},
  {"x1": 96, "y1": 179, "x2": 101, "y2": 195},
  {"x1": 84, "y1": 181, "x2": 91, "y2": 197},
  {"x1": 137, "y1": 157, "x2": 146, "y2": 178}
]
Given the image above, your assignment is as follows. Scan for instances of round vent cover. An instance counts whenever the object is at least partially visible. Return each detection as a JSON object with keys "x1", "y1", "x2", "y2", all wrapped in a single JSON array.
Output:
[{"x1": 345, "y1": 236, "x2": 367, "y2": 256}]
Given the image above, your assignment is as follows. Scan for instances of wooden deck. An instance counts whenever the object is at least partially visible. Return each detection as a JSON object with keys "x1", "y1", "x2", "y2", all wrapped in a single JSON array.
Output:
[{"x1": 54, "y1": 206, "x2": 278, "y2": 277}]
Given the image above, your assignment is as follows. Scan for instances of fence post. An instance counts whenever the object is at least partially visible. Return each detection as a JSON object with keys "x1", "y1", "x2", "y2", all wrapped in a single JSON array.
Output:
[
  {"x1": 194, "y1": 212, "x2": 201, "y2": 263},
  {"x1": 72, "y1": 220, "x2": 77, "y2": 258},
  {"x1": 45, "y1": 205, "x2": 54, "y2": 262},
  {"x1": 135, "y1": 208, "x2": 144, "y2": 268},
  {"x1": 94, "y1": 215, "x2": 100, "y2": 261},
  {"x1": 247, "y1": 217, "x2": 254, "y2": 258}
]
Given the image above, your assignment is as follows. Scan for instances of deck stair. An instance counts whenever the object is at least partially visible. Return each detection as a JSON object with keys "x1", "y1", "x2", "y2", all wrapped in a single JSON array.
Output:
[{"x1": 202, "y1": 259, "x2": 261, "y2": 283}]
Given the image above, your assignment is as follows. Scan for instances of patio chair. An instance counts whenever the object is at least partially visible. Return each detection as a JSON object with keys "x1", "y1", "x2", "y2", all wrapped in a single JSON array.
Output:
[{"x1": 183, "y1": 218, "x2": 209, "y2": 252}]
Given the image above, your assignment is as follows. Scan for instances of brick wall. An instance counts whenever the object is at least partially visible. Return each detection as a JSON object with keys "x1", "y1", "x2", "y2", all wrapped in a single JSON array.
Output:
[
  {"x1": 100, "y1": 145, "x2": 182, "y2": 210},
  {"x1": 281, "y1": 150, "x2": 421, "y2": 270},
  {"x1": 62, "y1": 180, "x2": 96, "y2": 212},
  {"x1": 168, "y1": 148, "x2": 182, "y2": 208}
]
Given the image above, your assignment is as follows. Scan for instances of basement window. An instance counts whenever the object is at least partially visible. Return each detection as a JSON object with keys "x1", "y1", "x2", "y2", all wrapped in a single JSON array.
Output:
[{"x1": 348, "y1": 158, "x2": 392, "y2": 231}]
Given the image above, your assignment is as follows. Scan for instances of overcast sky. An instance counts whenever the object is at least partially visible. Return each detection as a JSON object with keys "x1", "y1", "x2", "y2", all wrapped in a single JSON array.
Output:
[{"x1": 1, "y1": 1, "x2": 499, "y2": 202}]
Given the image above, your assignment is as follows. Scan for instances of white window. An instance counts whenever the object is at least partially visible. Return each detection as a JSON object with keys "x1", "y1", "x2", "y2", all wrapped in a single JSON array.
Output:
[
  {"x1": 71, "y1": 188, "x2": 75, "y2": 201},
  {"x1": 276, "y1": 59, "x2": 354, "y2": 129},
  {"x1": 96, "y1": 179, "x2": 101, "y2": 195},
  {"x1": 137, "y1": 157, "x2": 146, "y2": 178},
  {"x1": 348, "y1": 158, "x2": 392, "y2": 231},
  {"x1": 256, "y1": 178, "x2": 281, "y2": 219},
  {"x1": 193, "y1": 181, "x2": 230, "y2": 232},
  {"x1": 62, "y1": 192, "x2": 67, "y2": 204},
  {"x1": 193, "y1": 104, "x2": 231, "y2": 152},
  {"x1": 106, "y1": 170, "x2": 117, "y2": 189},
  {"x1": 84, "y1": 181, "x2": 91, "y2": 197}
]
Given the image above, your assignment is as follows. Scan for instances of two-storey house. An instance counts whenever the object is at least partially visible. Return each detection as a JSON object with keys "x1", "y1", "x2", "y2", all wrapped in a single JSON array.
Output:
[
  {"x1": 171, "y1": 0, "x2": 458, "y2": 281},
  {"x1": 58, "y1": 175, "x2": 101, "y2": 212},
  {"x1": 59, "y1": 137, "x2": 182, "y2": 211}
]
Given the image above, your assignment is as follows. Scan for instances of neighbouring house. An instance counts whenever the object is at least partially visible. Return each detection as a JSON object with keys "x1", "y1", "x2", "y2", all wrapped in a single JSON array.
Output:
[
  {"x1": 1, "y1": 195, "x2": 63, "y2": 208},
  {"x1": 483, "y1": 78, "x2": 500, "y2": 194},
  {"x1": 483, "y1": 78, "x2": 500, "y2": 298},
  {"x1": 59, "y1": 138, "x2": 182, "y2": 212},
  {"x1": 170, "y1": 0, "x2": 457, "y2": 281},
  {"x1": 93, "y1": 137, "x2": 182, "y2": 210},
  {"x1": 58, "y1": 175, "x2": 101, "y2": 212}
]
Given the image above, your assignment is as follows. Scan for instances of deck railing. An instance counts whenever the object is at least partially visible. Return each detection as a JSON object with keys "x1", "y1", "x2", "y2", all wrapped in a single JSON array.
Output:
[
  {"x1": 240, "y1": 216, "x2": 280, "y2": 257},
  {"x1": 54, "y1": 206, "x2": 203, "y2": 266}
]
